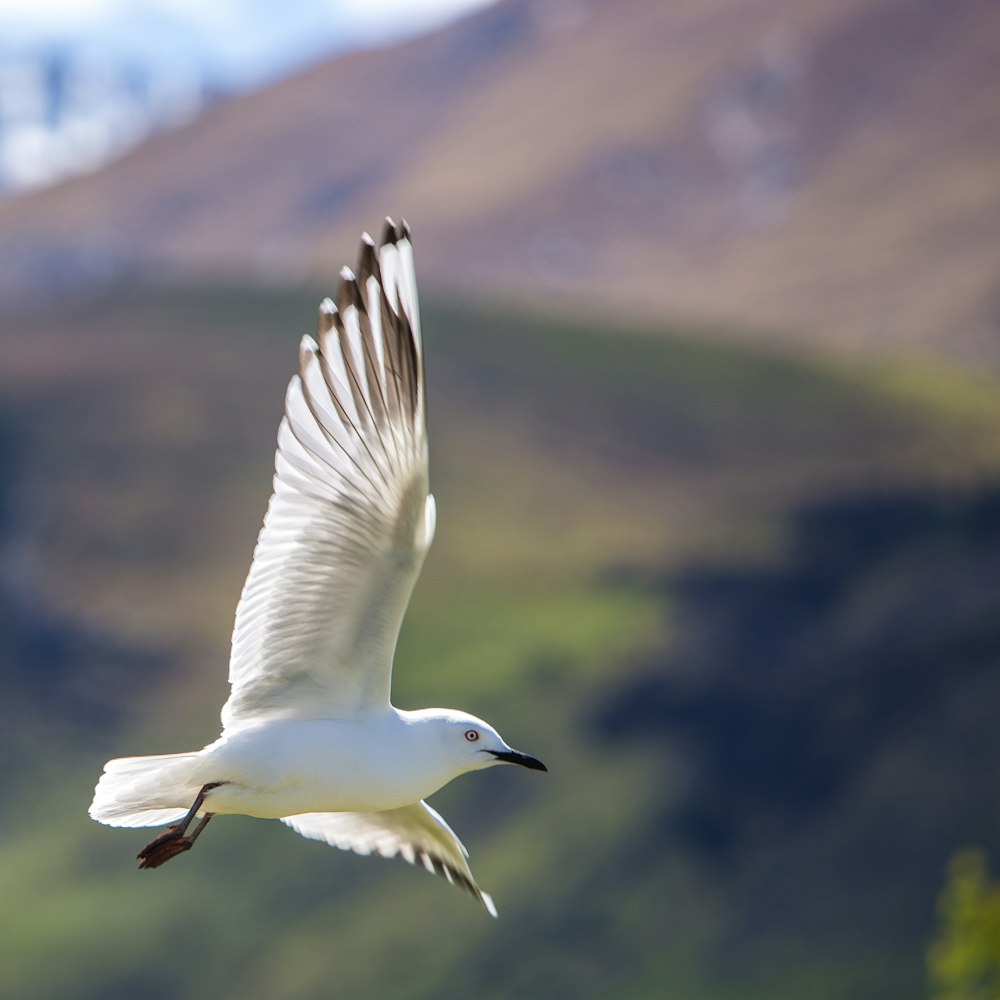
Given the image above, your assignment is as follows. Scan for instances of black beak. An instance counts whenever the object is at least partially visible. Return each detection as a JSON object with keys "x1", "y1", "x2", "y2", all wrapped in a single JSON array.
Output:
[{"x1": 487, "y1": 749, "x2": 547, "y2": 772}]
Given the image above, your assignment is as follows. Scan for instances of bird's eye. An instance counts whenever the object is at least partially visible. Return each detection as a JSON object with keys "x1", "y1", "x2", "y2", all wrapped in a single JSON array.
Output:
[{"x1": 464, "y1": 729, "x2": 479, "y2": 742}]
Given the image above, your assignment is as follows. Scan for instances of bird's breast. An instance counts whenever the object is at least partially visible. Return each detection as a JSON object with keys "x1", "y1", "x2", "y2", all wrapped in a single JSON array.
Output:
[{"x1": 195, "y1": 716, "x2": 441, "y2": 818}]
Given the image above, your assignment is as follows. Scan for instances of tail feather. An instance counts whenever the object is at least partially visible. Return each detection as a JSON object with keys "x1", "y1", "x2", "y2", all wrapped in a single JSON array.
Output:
[{"x1": 89, "y1": 752, "x2": 201, "y2": 828}]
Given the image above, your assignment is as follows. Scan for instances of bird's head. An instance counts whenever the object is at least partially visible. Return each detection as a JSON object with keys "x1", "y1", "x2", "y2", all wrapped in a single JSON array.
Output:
[{"x1": 414, "y1": 709, "x2": 547, "y2": 776}]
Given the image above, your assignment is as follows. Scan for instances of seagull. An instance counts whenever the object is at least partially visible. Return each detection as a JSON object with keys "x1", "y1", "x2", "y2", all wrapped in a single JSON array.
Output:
[{"x1": 89, "y1": 219, "x2": 546, "y2": 917}]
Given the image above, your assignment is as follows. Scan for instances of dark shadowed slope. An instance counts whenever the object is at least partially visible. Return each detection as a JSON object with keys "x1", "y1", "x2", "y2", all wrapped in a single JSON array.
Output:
[{"x1": 1, "y1": 286, "x2": 1000, "y2": 996}]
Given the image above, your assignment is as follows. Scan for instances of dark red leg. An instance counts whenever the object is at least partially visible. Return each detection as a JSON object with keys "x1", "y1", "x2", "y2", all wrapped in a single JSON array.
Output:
[{"x1": 137, "y1": 782, "x2": 222, "y2": 870}]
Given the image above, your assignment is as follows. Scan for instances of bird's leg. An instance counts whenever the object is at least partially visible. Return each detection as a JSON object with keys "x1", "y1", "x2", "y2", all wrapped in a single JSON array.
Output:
[{"x1": 137, "y1": 782, "x2": 222, "y2": 870}]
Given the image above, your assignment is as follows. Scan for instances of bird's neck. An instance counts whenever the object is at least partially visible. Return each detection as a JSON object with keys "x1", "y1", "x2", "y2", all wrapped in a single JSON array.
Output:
[{"x1": 392, "y1": 707, "x2": 471, "y2": 791}]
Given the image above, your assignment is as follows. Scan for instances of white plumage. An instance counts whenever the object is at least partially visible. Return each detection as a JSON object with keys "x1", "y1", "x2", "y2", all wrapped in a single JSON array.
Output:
[{"x1": 89, "y1": 220, "x2": 545, "y2": 917}]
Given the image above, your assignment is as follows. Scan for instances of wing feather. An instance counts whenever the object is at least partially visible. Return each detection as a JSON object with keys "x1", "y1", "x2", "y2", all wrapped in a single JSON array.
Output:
[
  {"x1": 222, "y1": 221, "x2": 432, "y2": 729},
  {"x1": 281, "y1": 802, "x2": 498, "y2": 917}
]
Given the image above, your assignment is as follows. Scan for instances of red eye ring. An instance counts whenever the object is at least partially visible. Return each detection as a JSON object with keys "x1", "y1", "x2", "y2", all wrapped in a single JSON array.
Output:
[{"x1": 464, "y1": 729, "x2": 479, "y2": 742}]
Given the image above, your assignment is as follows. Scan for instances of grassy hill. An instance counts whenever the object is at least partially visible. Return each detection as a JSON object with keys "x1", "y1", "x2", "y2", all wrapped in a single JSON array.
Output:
[{"x1": 1, "y1": 286, "x2": 999, "y2": 997}]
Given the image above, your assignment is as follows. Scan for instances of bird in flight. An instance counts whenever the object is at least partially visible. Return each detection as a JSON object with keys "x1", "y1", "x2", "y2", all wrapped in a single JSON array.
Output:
[{"x1": 89, "y1": 220, "x2": 546, "y2": 917}]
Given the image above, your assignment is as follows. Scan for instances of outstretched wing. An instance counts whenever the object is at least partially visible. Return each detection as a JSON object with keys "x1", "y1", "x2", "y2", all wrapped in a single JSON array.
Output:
[
  {"x1": 222, "y1": 220, "x2": 434, "y2": 730},
  {"x1": 281, "y1": 801, "x2": 497, "y2": 917}
]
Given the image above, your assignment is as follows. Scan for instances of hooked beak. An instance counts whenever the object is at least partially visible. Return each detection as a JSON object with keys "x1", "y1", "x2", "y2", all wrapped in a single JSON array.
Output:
[{"x1": 487, "y1": 748, "x2": 548, "y2": 772}]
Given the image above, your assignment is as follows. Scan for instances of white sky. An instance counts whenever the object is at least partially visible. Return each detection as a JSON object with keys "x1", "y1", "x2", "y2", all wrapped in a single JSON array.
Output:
[
  {"x1": 0, "y1": 0, "x2": 493, "y2": 29},
  {"x1": 0, "y1": 0, "x2": 497, "y2": 190},
  {"x1": 0, "y1": 0, "x2": 497, "y2": 85}
]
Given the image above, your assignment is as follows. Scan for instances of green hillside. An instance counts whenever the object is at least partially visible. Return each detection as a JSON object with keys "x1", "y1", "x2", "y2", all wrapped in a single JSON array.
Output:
[{"x1": 1, "y1": 288, "x2": 999, "y2": 998}]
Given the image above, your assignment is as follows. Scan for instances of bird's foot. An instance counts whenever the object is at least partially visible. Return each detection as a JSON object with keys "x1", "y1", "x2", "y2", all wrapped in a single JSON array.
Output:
[
  {"x1": 137, "y1": 826, "x2": 195, "y2": 869},
  {"x1": 134, "y1": 787, "x2": 217, "y2": 870}
]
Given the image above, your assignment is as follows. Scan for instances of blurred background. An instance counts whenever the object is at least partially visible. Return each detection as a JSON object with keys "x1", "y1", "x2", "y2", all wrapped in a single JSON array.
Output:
[{"x1": 1, "y1": 0, "x2": 999, "y2": 997}]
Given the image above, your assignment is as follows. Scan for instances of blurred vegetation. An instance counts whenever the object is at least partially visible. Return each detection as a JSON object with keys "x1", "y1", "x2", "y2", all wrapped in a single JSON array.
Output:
[
  {"x1": 0, "y1": 287, "x2": 999, "y2": 997},
  {"x1": 930, "y1": 851, "x2": 1000, "y2": 1000}
]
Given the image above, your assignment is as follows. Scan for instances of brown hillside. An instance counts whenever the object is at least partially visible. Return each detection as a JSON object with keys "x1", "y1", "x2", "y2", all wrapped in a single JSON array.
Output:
[{"x1": 1, "y1": 0, "x2": 998, "y2": 361}]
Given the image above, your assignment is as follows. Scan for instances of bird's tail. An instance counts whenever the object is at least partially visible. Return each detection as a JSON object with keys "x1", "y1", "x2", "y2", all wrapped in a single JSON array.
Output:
[{"x1": 89, "y1": 751, "x2": 202, "y2": 828}]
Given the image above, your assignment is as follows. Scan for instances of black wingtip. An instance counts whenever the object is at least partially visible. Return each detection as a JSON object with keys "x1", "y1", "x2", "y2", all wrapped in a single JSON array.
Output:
[
  {"x1": 379, "y1": 216, "x2": 411, "y2": 247},
  {"x1": 357, "y1": 235, "x2": 378, "y2": 287},
  {"x1": 336, "y1": 266, "x2": 362, "y2": 313},
  {"x1": 317, "y1": 297, "x2": 336, "y2": 336}
]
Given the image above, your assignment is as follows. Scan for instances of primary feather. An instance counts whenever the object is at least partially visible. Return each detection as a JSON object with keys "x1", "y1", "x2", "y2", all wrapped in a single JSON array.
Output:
[
  {"x1": 282, "y1": 802, "x2": 497, "y2": 917},
  {"x1": 223, "y1": 220, "x2": 433, "y2": 729}
]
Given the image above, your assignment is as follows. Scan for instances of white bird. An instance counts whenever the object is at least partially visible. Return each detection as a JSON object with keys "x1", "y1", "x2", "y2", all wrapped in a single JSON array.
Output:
[{"x1": 89, "y1": 220, "x2": 546, "y2": 917}]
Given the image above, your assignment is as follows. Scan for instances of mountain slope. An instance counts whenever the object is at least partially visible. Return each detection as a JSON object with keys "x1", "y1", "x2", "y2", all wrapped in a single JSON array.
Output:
[{"x1": 1, "y1": 0, "x2": 998, "y2": 360}]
